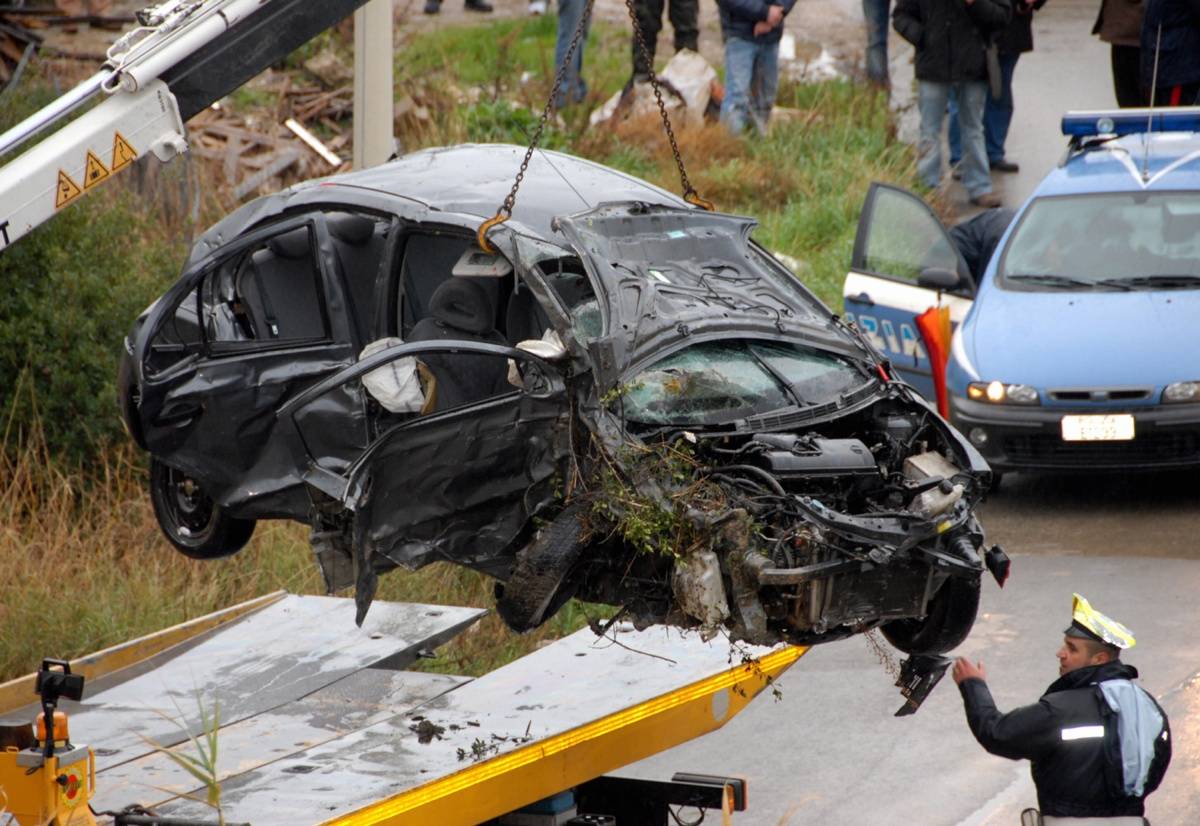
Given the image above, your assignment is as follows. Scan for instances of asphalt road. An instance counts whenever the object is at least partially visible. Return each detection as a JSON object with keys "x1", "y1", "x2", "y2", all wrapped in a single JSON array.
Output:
[{"x1": 622, "y1": 3, "x2": 1200, "y2": 823}]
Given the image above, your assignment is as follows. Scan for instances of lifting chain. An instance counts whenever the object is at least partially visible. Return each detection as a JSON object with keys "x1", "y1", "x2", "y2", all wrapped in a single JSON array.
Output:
[
  {"x1": 623, "y1": 0, "x2": 713, "y2": 212},
  {"x1": 478, "y1": 0, "x2": 596, "y2": 252},
  {"x1": 478, "y1": 0, "x2": 714, "y2": 253}
]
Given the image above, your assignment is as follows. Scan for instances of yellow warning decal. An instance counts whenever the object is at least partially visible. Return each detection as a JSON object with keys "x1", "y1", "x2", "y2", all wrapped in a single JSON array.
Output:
[
  {"x1": 83, "y1": 150, "x2": 110, "y2": 189},
  {"x1": 111, "y1": 131, "x2": 137, "y2": 172},
  {"x1": 56, "y1": 169, "x2": 82, "y2": 209}
]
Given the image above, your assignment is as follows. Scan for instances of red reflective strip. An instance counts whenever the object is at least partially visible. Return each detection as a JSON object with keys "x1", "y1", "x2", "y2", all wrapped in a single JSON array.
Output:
[
  {"x1": 876, "y1": 364, "x2": 889, "y2": 382},
  {"x1": 1170, "y1": 86, "x2": 1183, "y2": 107}
]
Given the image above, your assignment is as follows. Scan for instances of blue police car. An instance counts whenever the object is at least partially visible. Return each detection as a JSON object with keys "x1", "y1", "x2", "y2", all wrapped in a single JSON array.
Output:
[{"x1": 844, "y1": 108, "x2": 1200, "y2": 477}]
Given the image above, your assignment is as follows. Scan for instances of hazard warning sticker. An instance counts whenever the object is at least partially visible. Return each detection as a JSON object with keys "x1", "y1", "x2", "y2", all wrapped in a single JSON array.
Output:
[
  {"x1": 83, "y1": 150, "x2": 110, "y2": 189},
  {"x1": 111, "y1": 132, "x2": 137, "y2": 172},
  {"x1": 56, "y1": 169, "x2": 83, "y2": 209}
]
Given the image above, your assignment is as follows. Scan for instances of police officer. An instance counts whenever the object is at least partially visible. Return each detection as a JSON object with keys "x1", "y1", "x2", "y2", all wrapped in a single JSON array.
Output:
[{"x1": 952, "y1": 594, "x2": 1171, "y2": 824}]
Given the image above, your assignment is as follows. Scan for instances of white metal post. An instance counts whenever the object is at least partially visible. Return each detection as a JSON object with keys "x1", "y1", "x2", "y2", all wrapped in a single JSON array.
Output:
[{"x1": 353, "y1": 0, "x2": 395, "y2": 170}]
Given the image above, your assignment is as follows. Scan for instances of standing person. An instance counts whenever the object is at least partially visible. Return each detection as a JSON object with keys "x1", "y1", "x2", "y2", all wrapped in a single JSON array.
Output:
[
  {"x1": 1093, "y1": 0, "x2": 1146, "y2": 107},
  {"x1": 1140, "y1": 0, "x2": 1200, "y2": 106},
  {"x1": 893, "y1": 0, "x2": 1011, "y2": 208},
  {"x1": 949, "y1": 0, "x2": 1045, "y2": 175},
  {"x1": 554, "y1": 0, "x2": 592, "y2": 107},
  {"x1": 717, "y1": 0, "x2": 796, "y2": 134},
  {"x1": 631, "y1": 0, "x2": 699, "y2": 82},
  {"x1": 424, "y1": 0, "x2": 493, "y2": 14},
  {"x1": 953, "y1": 594, "x2": 1172, "y2": 823},
  {"x1": 863, "y1": 0, "x2": 892, "y2": 87}
]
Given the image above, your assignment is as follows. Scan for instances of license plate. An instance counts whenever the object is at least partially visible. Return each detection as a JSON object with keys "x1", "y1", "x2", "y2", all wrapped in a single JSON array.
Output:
[{"x1": 1060, "y1": 414, "x2": 1135, "y2": 442}]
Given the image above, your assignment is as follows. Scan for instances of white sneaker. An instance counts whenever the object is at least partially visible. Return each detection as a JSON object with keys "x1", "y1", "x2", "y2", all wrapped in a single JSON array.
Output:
[{"x1": 528, "y1": 0, "x2": 547, "y2": 14}]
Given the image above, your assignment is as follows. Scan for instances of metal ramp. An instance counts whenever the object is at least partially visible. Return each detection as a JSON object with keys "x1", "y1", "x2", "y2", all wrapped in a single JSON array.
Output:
[{"x1": 0, "y1": 594, "x2": 805, "y2": 825}]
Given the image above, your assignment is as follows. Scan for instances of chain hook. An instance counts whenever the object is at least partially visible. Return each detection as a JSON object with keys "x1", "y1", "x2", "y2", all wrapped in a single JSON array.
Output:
[{"x1": 477, "y1": 211, "x2": 509, "y2": 253}]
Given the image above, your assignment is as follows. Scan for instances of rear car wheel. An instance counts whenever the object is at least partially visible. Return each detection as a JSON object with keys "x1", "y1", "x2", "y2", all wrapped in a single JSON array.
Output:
[
  {"x1": 149, "y1": 458, "x2": 255, "y2": 559},
  {"x1": 880, "y1": 574, "x2": 980, "y2": 655},
  {"x1": 496, "y1": 505, "x2": 586, "y2": 633}
]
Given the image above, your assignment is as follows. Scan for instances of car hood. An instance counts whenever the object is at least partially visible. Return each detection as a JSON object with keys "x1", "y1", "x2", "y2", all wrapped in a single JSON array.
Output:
[
  {"x1": 966, "y1": 287, "x2": 1200, "y2": 386},
  {"x1": 554, "y1": 203, "x2": 853, "y2": 385}
]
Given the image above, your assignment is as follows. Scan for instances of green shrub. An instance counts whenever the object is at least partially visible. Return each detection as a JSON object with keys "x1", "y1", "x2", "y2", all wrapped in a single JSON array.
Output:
[{"x1": 0, "y1": 191, "x2": 184, "y2": 464}]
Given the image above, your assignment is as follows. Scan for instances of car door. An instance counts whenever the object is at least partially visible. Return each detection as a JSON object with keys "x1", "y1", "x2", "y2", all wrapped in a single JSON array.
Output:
[
  {"x1": 843, "y1": 183, "x2": 975, "y2": 398},
  {"x1": 134, "y1": 214, "x2": 366, "y2": 518},
  {"x1": 278, "y1": 340, "x2": 572, "y2": 577}
]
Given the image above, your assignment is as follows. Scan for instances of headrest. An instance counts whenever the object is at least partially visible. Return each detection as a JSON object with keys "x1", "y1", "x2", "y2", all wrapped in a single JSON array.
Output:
[
  {"x1": 269, "y1": 227, "x2": 311, "y2": 259},
  {"x1": 327, "y1": 212, "x2": 378, "y2": 245},
  {"x1": 429, "y1": 278, "x2": 495, "y2": 335}
]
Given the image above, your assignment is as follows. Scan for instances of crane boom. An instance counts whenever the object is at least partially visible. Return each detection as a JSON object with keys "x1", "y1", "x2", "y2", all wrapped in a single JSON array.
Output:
[{"x1": 0, "y1": 0, "x2": 374, "y2": 253}]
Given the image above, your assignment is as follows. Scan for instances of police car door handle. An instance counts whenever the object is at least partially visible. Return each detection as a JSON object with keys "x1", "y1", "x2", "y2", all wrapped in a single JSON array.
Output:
[{"x1": 851, "y1": 291, "x2": 874, "y2": 306}]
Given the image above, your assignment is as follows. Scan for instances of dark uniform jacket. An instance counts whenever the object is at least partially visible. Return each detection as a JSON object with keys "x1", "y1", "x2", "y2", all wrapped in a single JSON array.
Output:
[
  {"x1": 1141, "y1": 0, "x2": 1200, "y2": 89},
  {"x1": 996, "y1": 0, "x2": 1047, "y2": 54},
  {"x1": 893, "y1": 0, "x2": 1012, "y2": 83},
  {"x1": 959, "y1": 662, "x2": 1171, "y2": 817}
]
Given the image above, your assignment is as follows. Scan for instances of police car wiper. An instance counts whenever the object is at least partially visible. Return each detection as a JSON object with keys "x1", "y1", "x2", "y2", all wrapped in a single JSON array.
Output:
[
  {"x1": 1098, "y1": 274, "x2": 1200, "y2": 290},
  {"x1": 1005, "y1": 274, "x2": 1130, "y2": 291}
]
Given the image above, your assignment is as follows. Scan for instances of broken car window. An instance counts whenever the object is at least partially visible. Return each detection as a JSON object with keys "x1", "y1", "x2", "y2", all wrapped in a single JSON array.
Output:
[
  {"x1": 202, "y1": 226, "x2": 329, "y2": 346},
  {"x1": 621, "y1": 341, "x2": 865, "y2": 425},
  {"x1": 145, "y1": 286, "x2": 203, "y2": 376}
]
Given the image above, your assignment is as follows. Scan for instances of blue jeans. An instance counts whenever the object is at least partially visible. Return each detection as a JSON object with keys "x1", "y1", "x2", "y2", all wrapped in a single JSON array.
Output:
[
  {"x1": 862, "y1": 0, "x2": 890, "y2": 86},
  {"x1": 555, "y1": 0, "x2": 590, "y2": 106},
  {"x1": 948, "y1": 52, "x2": 1019, "y2": 164},
  {"x1": 917, "y1": 80, "x2": 991, "y2": 197},
  {"x1": 720, "y1": 36, "x2": 779, "y2": 135}
]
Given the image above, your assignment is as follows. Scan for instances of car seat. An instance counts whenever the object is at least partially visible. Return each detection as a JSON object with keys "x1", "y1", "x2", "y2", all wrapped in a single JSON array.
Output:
[
  {"x1": 239, "y1": 227, "x2": 325, "y2": 340},
  {"x1": 409, "y1": 277, "x2": 510, "y2": 412}
]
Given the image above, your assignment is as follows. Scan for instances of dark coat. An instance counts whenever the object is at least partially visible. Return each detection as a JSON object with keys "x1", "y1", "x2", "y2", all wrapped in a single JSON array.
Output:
[
  {"x1": 1141, "y1": 0, "x2": 1200, "y2": 89},
  {"x1": 893, "y1": 0, "x2": 1013, "y2": 83},
  {"x1": 959, "y1": 662, "x2": 1171, "y2": 818},
  {"x1": 717, "y1": 0, "x2": 798, "y2": 43},
  {"x1": 996, "y1": 0, "x2": 1047, "y2": 54},
  {"x1": 1093, "y1": 0, "x2": 1145, "y2": 46}
]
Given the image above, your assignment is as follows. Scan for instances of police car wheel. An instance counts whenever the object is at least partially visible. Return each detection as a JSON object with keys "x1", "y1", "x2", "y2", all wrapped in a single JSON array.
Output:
[{"x1": 149, "y1": 458, "x2": 256, "y2": 560}]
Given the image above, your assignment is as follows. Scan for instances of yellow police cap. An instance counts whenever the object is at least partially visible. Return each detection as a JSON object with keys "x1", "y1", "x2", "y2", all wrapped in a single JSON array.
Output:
[{"x1": 1064, "y1": 593, "x2": 1136, "y2": 650}]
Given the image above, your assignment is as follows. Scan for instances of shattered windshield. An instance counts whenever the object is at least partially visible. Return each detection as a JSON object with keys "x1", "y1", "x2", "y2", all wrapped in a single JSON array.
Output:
[{"x1": 621, "y1": 340, "x2": 867, "y2": 425}]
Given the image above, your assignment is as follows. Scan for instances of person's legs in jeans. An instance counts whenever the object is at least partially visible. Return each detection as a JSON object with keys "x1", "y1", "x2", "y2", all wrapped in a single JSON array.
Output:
[
  {"x1": 668, "y1": 0, "x2": 699, "y2": 52},
  {"x1": 955, "y1": 81, "x2": 992, "y2": 197},
  {"x1": 862, "y1": 0, "x2": 890, "y2": 86},
  {"x1": 721, "y1": 36, "x2": 756, "y2": 134},
  {"x1": 555, "y1": 0, "x2": 590, "y2": 105},
  {"x1": 947, "y1": 88, "x2": 962, "y2": 166},
  {"x1": 631, "y1": 0, "x2": 664, "y2": 79},
  {"x1": 984, "y1": 52, "x2": 1019, "y2": 163},
  {"x1": 750, "y1": 40, "x2": 780, "y2": 134},
  {"x1": 916, "y1": 81, "x2": 951, "y2": 189}
]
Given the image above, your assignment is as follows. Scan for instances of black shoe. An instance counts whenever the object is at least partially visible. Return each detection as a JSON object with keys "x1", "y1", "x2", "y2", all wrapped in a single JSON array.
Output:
[
  {"x1": 464, "y1": 0, "x2": 493, "y2": 11},
  {"x1": 423, "y1": 0, "x2": 440, "y2": 13},
  {"x1": 990, "y1": 158, "x2": 1019, "y2": 173},
  {"x1": 951, "y1": 165, "x2": 963, "y2": 181}
]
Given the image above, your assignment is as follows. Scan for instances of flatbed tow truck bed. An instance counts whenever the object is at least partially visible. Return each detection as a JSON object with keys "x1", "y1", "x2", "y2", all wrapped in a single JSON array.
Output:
[{"x1": 0, "y1": 592, "x2": 805, "y2": 825}]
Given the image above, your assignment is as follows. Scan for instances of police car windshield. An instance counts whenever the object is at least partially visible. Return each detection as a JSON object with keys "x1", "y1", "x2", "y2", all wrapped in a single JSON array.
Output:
[{"x1": 998, "y1": 192, "x2": 1200, "y2": 290}]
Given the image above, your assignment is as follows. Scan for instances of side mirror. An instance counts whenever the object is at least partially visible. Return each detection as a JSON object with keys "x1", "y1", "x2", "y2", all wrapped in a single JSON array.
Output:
[{"x1": 917, "y1": 267, "x2": 962, "y2": 291}]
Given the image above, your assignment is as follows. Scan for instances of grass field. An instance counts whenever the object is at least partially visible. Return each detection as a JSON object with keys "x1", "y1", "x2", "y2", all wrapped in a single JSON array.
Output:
[{"x1": 0, "y1": 16, "x2": 919, "y2": 685}]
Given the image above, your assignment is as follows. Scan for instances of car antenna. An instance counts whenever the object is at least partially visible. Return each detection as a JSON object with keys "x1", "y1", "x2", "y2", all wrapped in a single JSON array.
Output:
[
  {"x1": 537, "y1": 145, "x2": 593, "y2": 210},
  {"x1": 1142, "y1": 25, "x2": 1163, "y2": 183}
]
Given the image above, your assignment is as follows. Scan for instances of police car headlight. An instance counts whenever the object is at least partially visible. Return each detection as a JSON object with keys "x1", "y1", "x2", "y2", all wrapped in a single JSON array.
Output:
[
  {"x1": 967, "y1": 381, "x2": 1040, "y2": 405},
  {"x1": 1163, "y1": 381, "x2": 1200, "y2": 403}
]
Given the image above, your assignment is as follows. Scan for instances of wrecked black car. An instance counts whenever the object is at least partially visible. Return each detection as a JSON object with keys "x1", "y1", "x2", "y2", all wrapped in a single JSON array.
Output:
[{"x1": 120, "y1": 144, "x2": 1003, "y2": 665}]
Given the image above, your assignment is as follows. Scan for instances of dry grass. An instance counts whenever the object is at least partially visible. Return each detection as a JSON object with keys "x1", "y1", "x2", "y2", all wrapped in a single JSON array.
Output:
[{"x1": 0, "y1": 420, "x2": 607, "y2": 684}]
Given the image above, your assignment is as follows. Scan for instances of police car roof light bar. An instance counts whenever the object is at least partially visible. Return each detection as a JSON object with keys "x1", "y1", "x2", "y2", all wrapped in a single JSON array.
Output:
[{"x1": 1061, "y1": 107, "x2": 1200, "y2": 139}]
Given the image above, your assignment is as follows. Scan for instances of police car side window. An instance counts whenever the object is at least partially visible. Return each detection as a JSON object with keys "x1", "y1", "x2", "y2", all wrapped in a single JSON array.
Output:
[{"x1": 862, "y1": 188, "x2": 960, "y2": 282}]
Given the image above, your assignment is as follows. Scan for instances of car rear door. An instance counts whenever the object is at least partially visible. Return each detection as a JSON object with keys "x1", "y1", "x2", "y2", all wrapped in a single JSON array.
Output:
[
  {"x1": 843, "y1": 183, "x2": 974, "y2": 398},
  {"x1": 134, "y1": 214, "x2": 366, "y2": 517},
  {"x1": 277, "y1": 341, "x2": 573, "y2": 577}
]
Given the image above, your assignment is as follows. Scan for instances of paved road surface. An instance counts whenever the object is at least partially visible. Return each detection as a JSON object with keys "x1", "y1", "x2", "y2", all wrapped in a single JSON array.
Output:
[{"x1": 623, "y1": 4, "x2": 1200, "y2": 822}]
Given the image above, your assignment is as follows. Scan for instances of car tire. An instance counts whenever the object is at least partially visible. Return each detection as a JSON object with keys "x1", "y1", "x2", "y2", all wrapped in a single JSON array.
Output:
[
  {"x1": 149, "y1": 458, "x2": 255, "y2": 560},
  {"x1": 880, "y1": 574, "x2": 980, "y2": 655},
  {"x1": 496, "y1": 505, "x2": 587, "y2": 633}
]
